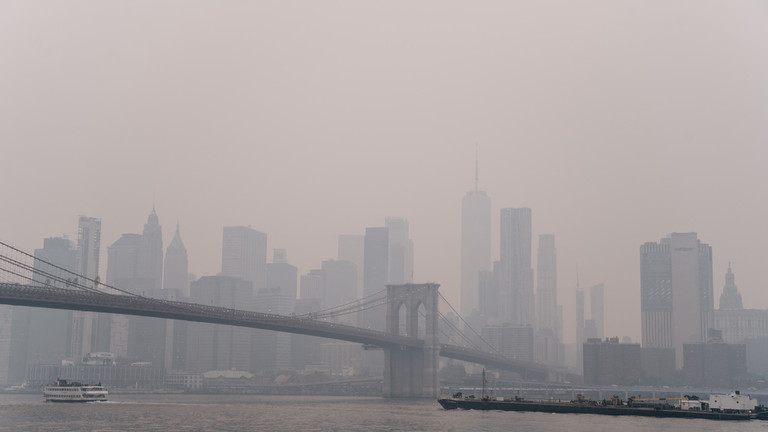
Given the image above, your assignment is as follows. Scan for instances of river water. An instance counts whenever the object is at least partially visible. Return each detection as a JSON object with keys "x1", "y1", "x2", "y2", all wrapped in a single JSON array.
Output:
[{"x1": 0, "y1": 393, "x2": 764, "y2": 432}]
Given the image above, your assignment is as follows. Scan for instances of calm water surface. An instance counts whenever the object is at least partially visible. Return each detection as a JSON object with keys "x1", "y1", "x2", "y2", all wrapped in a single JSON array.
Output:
[{"x1": 1, "y1": 393, "x2": 765, "y2": 432}]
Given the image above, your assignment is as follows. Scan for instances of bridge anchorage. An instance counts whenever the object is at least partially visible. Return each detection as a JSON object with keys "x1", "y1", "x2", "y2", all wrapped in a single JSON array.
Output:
[{"x1": 383, "y1": 283, "x2": 439, "y2": 398}]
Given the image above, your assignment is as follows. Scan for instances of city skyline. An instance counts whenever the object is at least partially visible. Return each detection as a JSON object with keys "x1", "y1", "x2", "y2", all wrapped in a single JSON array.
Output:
[{"x1": 2, "y1": 1, "x2": 767, "y2": 346}]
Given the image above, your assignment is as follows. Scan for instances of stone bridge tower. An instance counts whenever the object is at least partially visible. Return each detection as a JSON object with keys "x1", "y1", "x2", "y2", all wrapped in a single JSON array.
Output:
[{"x1": 383, "y1": 283, "x2": 439, "y2": 398}]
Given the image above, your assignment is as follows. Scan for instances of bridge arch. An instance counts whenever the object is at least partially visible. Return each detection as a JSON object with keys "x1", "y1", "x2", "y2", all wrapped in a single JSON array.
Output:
[{"x1": 396, "y1": 302, "x2": 407, "y2": 336}]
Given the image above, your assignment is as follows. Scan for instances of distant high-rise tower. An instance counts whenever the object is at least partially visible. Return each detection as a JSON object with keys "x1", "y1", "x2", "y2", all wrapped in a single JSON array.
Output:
[
  {"x1": 163, "y1": 224, "x2": 189, "y2": 296},
  {"x1": 70, "y1": 216, "x2": 101, "y2": 359},
  {"x1": 338, "y1": 234, "x2": 364, "y2": 298},
  {"x1": 266, "y1": 249, "x2": 298, "y2": 298},
  {"x1": 106, "y1": 209, "x2": 167, "y2": 363},
  {"x1": 640, "y1": 233, "x2": 714, "y2": 368},
  {"x1": 534, "y1": 234, "x2": 563, "y2": 366},
  {"x1": 385, "y1": 217, "x2": 414, "y2": 285},
  {"x1": 536, "y1": 234, "x2": 557, "y2": 332},
  {"x1": 76, "y1": 217, "x2": 101, "y2": 282},
  {"x1": 363, "y1": 227, "x2": 389, "y2": 331},
  {"x1": 138, "y1": 208, "x2": 163, "y2": 290},
  {"x1": 9, "y1": 238, "x2": 77, "y2": 382},
  {"x1": 718, "y1": 264, "x2": 743, "y2": 310},
  {"x1": 460, "y1": 154, "x2": 491, "y2": 317},
  {"x1": 499, "y1": 208, "x2": 533, "y2": 326},
  {"x1": 221, "y1": 226, "x2": 267, "y2": 291},
  {"x1": 576, "y1": 283, "x2": 585, "y2": 373},
  {"x1": 590, "y1": 284, "x2": 604, "y2": 340}
]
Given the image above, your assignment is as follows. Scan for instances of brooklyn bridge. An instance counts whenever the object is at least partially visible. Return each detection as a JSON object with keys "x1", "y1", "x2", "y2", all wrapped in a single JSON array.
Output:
[{"x1": 0, "y1": 241, "x2": 568, "y2": 398}]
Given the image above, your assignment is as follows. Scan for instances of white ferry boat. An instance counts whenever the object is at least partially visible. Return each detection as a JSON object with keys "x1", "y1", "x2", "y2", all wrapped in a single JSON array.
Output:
[{"x1": 42, "y1": 379, "x2": 108, "y2": 402}]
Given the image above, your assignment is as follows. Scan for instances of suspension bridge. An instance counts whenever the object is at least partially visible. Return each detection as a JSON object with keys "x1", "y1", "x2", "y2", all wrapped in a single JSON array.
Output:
[{"x1": 0, "y1": 240, "x2": 567, "y2": 397}]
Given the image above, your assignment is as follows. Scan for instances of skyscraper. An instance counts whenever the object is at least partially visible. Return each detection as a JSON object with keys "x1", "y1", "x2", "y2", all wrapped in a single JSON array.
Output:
[
  {"x1": 221, "y1": 226, "x2": 267, "y2": 291},
  {"x1": 322, "y1": 259, "x2": 358, "y2": 314},
  {"x1": 106, "y1": 209, "x2": 167, "y2": 363},
  {"x1": 70, "y1": 216, "x2": 101, "y2": 359},
  {"x1": 536, "y1": 234, "x2": 557, "y2": 332},
  {"x1": 590, "y1": 283, "x2": 605, "y2": 340},
  {"x1": 186, "y1": 276, "x2": 254, "y2": 373},
  {"x1": 362, "y1": 227, "x2": 388, "y2": 331},
  {"x1": 575, "y1": 285, "x2": 585, "y2": 373},
  {"x1": 138, "y1": 208, "x2": 163, "y2": 290},
  {"x1": 386, "y1": 217, "x2": 414, "y2": 285},
  {"x1": 640, "y1": 232, "x2": 714, "y2": 368},
  {"x1": 266, "y1": 249, "x2": 297, "y2": 296},
  {"x1": 162, "y1": 223, "x2": 189, "y2": 371},
  {"x1": 460, "y1": 162, "x2": 491, "y2": 317},
  {"x1": 338, "y1": 234, "x2": 364, "y2": 299},
  {"x1": 163, "y1": 224, "x2": 189, "y2": 296},
  {"x1": 499, "y1": 208, "x2": 533, "y2": 326},
  {"x1": 28, "y1": 237, "x2": 77, "y2": 365},
  {"x1": 534, "y1": 234, "x2": 562, "y2": 365},
  {"x1": 105, "y1": 233, "x2": 144, "y2": 358}
]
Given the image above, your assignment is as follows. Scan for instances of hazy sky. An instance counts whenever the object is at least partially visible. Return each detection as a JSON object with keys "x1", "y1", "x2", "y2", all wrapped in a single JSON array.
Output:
[{"x1": 2, "y1": 1, "x2": 767, "y2": 343}]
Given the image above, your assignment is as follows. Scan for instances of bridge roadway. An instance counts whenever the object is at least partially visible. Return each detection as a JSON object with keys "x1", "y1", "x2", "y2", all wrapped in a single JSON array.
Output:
[{"x1": 0, "y1": 283, "x2": 551, "y2": 379}]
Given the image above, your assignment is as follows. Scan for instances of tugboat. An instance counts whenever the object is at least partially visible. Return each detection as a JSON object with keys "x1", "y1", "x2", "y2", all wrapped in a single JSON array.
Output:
[
  {"x1": 438, "y1": 371, "x2": 767, "y2": 421},
  {"x1": 42, "y1": 379, "x2": 108, "y2": 402}
]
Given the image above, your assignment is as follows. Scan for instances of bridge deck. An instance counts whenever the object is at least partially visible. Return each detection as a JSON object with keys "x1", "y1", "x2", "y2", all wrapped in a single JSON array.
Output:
[{"x1": 0, "y1": 283, "x2": 554, "y2": 379}]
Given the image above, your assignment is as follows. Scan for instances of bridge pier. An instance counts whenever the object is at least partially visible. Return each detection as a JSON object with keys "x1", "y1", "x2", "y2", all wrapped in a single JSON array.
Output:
[{"x1": 382, "y1": 283, "x2": 439, "y2": 398}]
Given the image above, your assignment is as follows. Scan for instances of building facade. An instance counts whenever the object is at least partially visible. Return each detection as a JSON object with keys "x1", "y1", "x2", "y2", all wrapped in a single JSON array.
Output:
[
  {"x1": 460, "y1": 185, "x2": 491, "y2": 317},
  {"x1": 70, "y1": 216, "x2": 102, "y2": 360},
  {"x1": 362, "y1": 227, "x2": 388, "y2": 331},
  {"x1": 385, "y1": 217, "x2": 414, "y2": 285},
  {"x1": 640, "y1": 233, "x2": 714, "y2": 368},
  {"x1": 163, "y1": 223, "x2": 189, "y2": 296},
  {"x1": 499, "y1": 208, "x2": 533, "y2": 327},
  {"x1": 221, "y1": 226, "x2": 267, "y2": 291},
  {"x1": 583, "y1": 337, "x2": 642, "y2": 386}
]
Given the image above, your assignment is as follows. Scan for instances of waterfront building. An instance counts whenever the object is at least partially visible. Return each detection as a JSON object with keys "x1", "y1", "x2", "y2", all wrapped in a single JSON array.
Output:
[
  {"x1": 639, "y1": 347, "x2": 676, "y2": 384},
  {"x1": 640, "y1": 233, "x2": 713, "y2": 368},
  {"x1": 683, "y1": 343, "x2": 747, "y2": 388},
  {"x1": 499, "y1": 208, "x2": 533, "y2": 326},
  {"x1": 583, "y1": 337, "x2": 641, "y2": 386}
]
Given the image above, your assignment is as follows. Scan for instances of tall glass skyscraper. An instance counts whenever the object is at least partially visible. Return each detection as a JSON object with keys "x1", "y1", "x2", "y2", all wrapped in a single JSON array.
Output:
[
  {"x1": 499, "y1": 208, "x2": 533, "y2": 326},
  {"x1": 460, "y1": 184, "x2": 491, "y2": 317}
]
